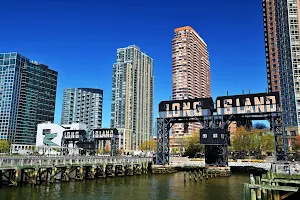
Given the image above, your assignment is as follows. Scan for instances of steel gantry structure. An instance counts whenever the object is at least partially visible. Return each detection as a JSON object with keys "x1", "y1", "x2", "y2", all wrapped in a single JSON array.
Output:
[
  {"x1": 61, "y1": 128, "x2": 119, "y2": 156},
  {"x1": 156, "y1": 92, "x2": 287, "y2": 166}
]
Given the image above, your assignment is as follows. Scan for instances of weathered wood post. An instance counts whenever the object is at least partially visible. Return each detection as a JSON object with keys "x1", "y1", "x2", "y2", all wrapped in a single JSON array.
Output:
[
  {"x1": 243, "y1": 183, "x2": 250, "y2": 200},
  {"x1": 271, "y1": 171, "x2": 279, "y2": 200},
  {"x1": 272, "y1": 182, "x2": 280, "y2": 200},
  {"x1": 250, "y1": 175, "x2": 257, "y2": 200},
  {"x1": 194, "y1": 170, "x2": 198, "y2": 182},
  {"x1": 189, "y1": 171, "x2": 192, "y2": 180},
  {"x1": 184, "y1": 172, "x2": 186, "y2": 183},
  {"x1": 266, "y1": 171, "x2": 272, "y2": 200},
  {"x1": 255, "y1": 176, "x2": 261, "y2": 200},
  {"x1": 200, "y1": 170, "x2": 203, "y2": 181}
]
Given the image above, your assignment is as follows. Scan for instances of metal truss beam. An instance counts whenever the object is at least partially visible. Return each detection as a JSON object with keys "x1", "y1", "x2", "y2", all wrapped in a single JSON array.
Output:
[
  {"x1": 155, "y1": 111, "x2": 287, "y2": 166},
  {"x1": 271, "y1": 116, "x2": 287, "y2": 161}
]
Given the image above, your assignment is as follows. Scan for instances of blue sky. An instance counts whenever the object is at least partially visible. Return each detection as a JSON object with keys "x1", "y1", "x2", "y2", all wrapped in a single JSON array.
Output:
[{"x1": 0, "y1": 0, "x2": 267, "y2": 127}]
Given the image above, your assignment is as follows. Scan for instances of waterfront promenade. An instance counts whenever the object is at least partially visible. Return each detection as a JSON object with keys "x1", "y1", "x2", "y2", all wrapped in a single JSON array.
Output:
[{"x1": 169, "y1": 157, "x2": 300, "y2": 172}]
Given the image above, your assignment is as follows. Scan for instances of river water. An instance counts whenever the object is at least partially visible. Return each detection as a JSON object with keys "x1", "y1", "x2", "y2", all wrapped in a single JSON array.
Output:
[{"x1": 1, "y1": 172, "x2": 249, "y2": 200}]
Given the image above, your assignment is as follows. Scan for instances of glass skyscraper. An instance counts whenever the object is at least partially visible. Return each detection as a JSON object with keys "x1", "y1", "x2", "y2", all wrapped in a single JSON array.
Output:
[
  {"x1": 0, "y1": 52, "x2": 58, "y2": 144},
  {"x1": 61, "y1": 88, "x2": 103, "y2": 134}
]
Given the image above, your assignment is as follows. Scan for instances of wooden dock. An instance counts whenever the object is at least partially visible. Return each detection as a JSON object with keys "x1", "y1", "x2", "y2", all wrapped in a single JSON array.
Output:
[
  {"x1": 0, "y1": 156, "x2": 152, "y2": 187},
  {"x1": 152, "y1": 165, "x2": 177, "y2": 174},
  {"x1": 243, "y1": 163, "x2": 300, "y2": 200},
  {"x1": 205, "y1": 166, "x2": 231, "y2": 177}
]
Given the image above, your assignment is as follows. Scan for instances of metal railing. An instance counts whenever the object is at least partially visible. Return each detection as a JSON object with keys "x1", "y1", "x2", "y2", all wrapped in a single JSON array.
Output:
[
  {"x1": 0, "y1": 156, "x2": 152, "y2": 169},
  {"x1": 272, "y1": 162, "x2": 300, "y2": 175}
]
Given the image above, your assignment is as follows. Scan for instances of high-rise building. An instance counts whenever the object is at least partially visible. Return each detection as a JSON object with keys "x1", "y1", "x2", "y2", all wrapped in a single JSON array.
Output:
[
  {"x1": 171, "y1": 26, "x2": 211, "y2": 149},
  {"x1": 0, "y1": 52, "x2": 58, "y2": 144},
  {"x1": 263, "y1": 0, "x2": 280, "y2": 93},
  {"x1": 61, "y1": 88, "x2": 103, "y2": 133},
  {"x1": 110, "y1": 45, "x2": 154, "y2": 151},
  {"x1": 263, "y1": 0, "x2": 300, "y2": 133}
]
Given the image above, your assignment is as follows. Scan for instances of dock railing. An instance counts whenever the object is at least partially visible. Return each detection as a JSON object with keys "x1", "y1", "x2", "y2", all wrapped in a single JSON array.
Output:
[
  {"x1": 0, "y1": 156, "x2": 152, "y2": 169},
  {"x1": 271, "y1": 162, "x2": 300, "y2": 175}
]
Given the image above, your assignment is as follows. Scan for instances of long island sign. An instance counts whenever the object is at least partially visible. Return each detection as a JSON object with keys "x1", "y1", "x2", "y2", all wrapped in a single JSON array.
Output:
[{"x1": 159, "y1": 92, "x2": 280, "y2": 118}]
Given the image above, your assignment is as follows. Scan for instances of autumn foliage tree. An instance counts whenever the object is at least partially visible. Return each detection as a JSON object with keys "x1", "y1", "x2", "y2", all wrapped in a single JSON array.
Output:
[
  {"x1": 231, "y1": 126, "x2": 274, "y2": 158},
  {"x1": 295, "y1": 135, "x2": 300, "y2": 151}
]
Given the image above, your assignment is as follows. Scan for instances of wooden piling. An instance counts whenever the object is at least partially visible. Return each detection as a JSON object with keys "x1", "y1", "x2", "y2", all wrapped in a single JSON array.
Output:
[
  {"x1": 266, "y1": 171, "x2": 272, "y2": 200},
  {"x1": 250, "y1": 175, "x2": 256, "y2": 200},
  {"x1": 200, "y1": 171, "x2": 203, "y2": 181},
  {"x1": 254, "y1": 176, "x2": 261, "y2": 200},
  {"x1": 0, "y1": 170, "x2": 2, "y2": 188},
  {"x1": 243, "y1": 183, "x2": 250, "y2": 200},
  {"x1": 184, "y1": 172, "x2": 186, "y2": 182},
  {"x1": 189, "y1": 171, "x2": 192, "y2": 180}
]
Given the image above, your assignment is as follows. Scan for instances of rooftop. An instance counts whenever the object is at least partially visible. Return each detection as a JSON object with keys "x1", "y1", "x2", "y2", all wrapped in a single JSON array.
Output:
[{"x1": 174, "y1": 26, "x2": 207, "y2": 46}]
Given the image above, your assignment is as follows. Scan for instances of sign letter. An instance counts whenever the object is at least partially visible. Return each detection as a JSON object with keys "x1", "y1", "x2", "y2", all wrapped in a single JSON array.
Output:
[{"x1": 183, "y1": 102, "x2": 191, "y2": 117}]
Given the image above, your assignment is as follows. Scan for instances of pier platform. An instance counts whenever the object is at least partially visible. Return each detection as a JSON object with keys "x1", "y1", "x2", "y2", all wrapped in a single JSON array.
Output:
[
  {"x1": 0, "y1": 156, "x2": 152, "y2": 187},
  {"x1": 243, "y1": 162, "x2": 300, "y2": 200}
]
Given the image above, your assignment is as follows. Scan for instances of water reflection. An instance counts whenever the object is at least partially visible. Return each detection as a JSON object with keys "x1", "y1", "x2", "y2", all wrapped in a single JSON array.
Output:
[{"x1": 1, "y1": 173, "x2": 248, "y2": 200}]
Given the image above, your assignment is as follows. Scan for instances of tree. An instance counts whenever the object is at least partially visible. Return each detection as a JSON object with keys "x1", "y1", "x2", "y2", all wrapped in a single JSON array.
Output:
[
  {"x1": 97, "y1": 148, "x2": 103, "y2": 155},
  {"x1": 104, "y1": 144, "x2": 110, "y2": 154},
  {"x1": 231, "y1": 127, "x2": 253, "y2": 155},
  {"x1": 0, "y1": 140, "x2": 9, "y2": 153},
  {"x1": 295, "y1": 135, "x2": 300, "y2": 150},
  {"x1": 231, "y1": 126, "x2": 274, "y2": 158},
  {"x1": 171, "y1": 148, "x2": 177, "y2": 154},
  {"x1": 140, "y1": 140, "x2": 156, "y2": 151},
  {"x1": 260, "y1": 133, "x2": 274, "y2": 152},
  {"x1": 185, "y1": 132, "x2": 204, "y2": 158},
  {"x1": 119, "y1": 148, "x2": 124, "y2": 155}
]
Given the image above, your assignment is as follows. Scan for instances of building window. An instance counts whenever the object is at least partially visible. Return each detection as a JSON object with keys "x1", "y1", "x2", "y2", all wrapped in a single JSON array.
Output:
[
  {"x1": 213, "y1": 133, "x2": 218, "y2": 138},
  {"x1": 290, "y1": 131, "x2": 296, "y2": 136},
  {"x1": 202, "y1": 134, "x2": 207, "y2": 139},
  {"x1": 42, "y1": 129, "x2": 51, "y2": 135}
]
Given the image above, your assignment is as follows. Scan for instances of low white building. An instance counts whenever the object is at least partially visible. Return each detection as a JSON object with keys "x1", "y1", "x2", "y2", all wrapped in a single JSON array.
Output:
[{"x1": 36, "y1": 122, "x2": 87, "y2": 147}]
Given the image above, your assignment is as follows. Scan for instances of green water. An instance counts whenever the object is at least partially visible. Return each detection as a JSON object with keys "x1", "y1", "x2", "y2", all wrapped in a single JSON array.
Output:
[{"x1": 1, "y1": 173, "x2": 249, "y2": 200}]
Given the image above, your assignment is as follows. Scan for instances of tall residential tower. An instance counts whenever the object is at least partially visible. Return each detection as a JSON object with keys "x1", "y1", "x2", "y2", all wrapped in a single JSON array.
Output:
[
  {"x1": 0, "y1": 52, "x2": 58, "y2": 144},
  {"x1": 110, "y1": 45, "x2": 154, "y2": 151},
  {"x1": 263, "y1": 0, "x2": 280, "y2": 93},
  {"x1": 171, "y1": 26, "x2": 211, "y2": 149},
  {"x1": 61, "y1": 88, "x2": 103, "y2": 133},
  {"x1": 263, "y1": 0, "x2": 300, "y2": 134}
]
